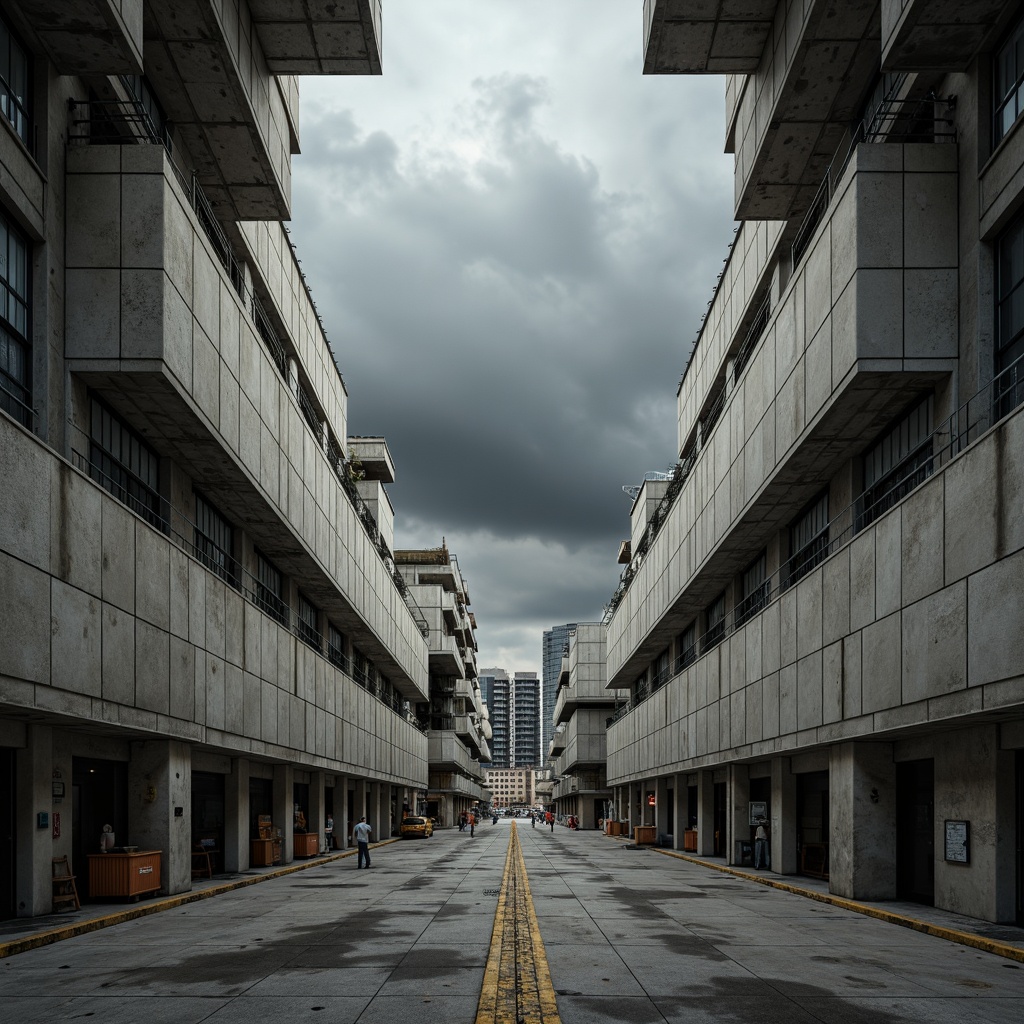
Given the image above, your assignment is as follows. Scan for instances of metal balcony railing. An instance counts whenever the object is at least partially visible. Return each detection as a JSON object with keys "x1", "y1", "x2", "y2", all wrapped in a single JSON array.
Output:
[{"x1": 609, "y1": 352, "x2": 1024, "y2": 725}]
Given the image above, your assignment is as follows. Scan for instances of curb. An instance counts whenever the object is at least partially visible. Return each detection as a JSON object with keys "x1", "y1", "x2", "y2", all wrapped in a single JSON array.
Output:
[
  {"x1": 0, "y1": 838, "x2": 401, "y2": 961},
  {"x1": 653, "y1": 847, "x2": 1024, "y2": 964}
]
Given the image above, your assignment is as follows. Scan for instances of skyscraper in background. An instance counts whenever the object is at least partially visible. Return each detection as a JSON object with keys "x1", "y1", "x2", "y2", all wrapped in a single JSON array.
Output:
[
  {"x1": 479, "y1": 668, "x2": 510, "y2": 768},
  {"x1": 512, "y1": 671, "x2": 541, "y2": 768},
  {"x1": 541, "y1": 623, "x2": 577, "y2": 762}
]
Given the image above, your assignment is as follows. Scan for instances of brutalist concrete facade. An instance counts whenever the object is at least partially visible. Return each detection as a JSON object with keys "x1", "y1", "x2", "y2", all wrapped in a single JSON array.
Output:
[
  {"x1": 608, "y1": 1, "x2": 1024, "y2": 923},
  {"x1": 0, "y1": 1, "x2": 433, "y2": 920}
]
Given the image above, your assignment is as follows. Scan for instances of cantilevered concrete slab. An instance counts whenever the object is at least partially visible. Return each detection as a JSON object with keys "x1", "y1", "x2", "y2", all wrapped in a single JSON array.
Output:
[
  {"x1": 249, "y1": 0, "x2": 383, "y2": 75},
  {"x1": 643, "y1": 0, "x2": 777, "y2": 74},
  {"x1": 882, "y1": 0, "x2": 1007, "y2": 72},
  {"x1": 14, "y1": 0, "x2": 142, "y2": 75}
]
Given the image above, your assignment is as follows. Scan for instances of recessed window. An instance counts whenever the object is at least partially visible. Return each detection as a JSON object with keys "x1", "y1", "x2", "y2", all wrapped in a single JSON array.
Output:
[
  {"x1": 0, "y1": 17, "x2": 30, "y2": 147},
  {"x1": 254, "y1": 549, "x2": 287, "y2": 625},
  {"x1": 703, "y1": 592, "x2": 726, "y2": 652},
  {"x1": 786, "y1": 491, "x2": 829, "y2": 588},
  {"x1": 674, "y1": 623, "x2": 697, "y2": 672},
  {"x1": 0, "y1": 208, "x2": 30, "y2": 425},
  {"x1": 88, "y1": 396, "x2": 162, "y2": 529},
  {"x1": 296, "y1": 592, "x2": 320, "y2": 651},
  {"x1": 737, "y1": 550, "x2": 770, "y2": 626},
  {"x1": 194, "y1": 493, "x2": 235, "y2": 586},
  {"x1": 996, "y1": 213, "x2": 1024, "y2": 414},
  {"x1": 994, "y1": 16, "x2": 1024, "y2": 146},
  {"x1": 328, "y1": 624, "x2": 348, "y2": 672}
]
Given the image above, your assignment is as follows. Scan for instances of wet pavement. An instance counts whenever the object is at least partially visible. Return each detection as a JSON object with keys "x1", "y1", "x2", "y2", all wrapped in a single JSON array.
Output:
[{"x1": 3, "y1": 821, "x2": 1024, "y2": 1023}]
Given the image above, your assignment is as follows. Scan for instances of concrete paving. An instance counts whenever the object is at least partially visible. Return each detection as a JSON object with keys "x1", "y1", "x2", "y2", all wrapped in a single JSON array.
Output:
[{"x1": 2, "y1": 821, "x2": 1024, "y2": 1023}]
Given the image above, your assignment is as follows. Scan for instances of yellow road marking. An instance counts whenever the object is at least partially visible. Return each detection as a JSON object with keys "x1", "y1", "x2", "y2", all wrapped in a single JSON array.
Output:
[
  {"x1": 654, "y1": 848, "x2": 1024, "y2": 964},
  {"x1": 476, "y1": 822, "x2": 561, "y2": 1024}
]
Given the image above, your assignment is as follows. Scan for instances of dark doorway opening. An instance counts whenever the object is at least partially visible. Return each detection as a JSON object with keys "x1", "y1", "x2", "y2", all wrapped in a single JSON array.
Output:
[
  {"x1": 666, "y1": 787, "x2": 674, "y2": 835},
  {"x1": 896, "y1": 758, "x2": 934, "y2": 905},
  {"x1": 191, "y1": 771, "x2": 225, "y2": 874},
  {"x1": 0, "y1": 749, "x2": 15, "y2": 920},
  {"x1": 1017, "y1": 752, "x2": 1024, "y2": 925},
  {"x1": 687, "y1": 784, "x2": 697, "y2": 828},
  {"x1": 248, "y1": 777, "x2": 273, "y2": 838},
  {"x1": 72, "y1": 757, "x2": 128, "y2": 899},
  {"x1": 713, "y1": 782, "x2": 727, "y2": 856},
  {"x1": 797, "y1": 770, "x2": 829, "y2": 878}
]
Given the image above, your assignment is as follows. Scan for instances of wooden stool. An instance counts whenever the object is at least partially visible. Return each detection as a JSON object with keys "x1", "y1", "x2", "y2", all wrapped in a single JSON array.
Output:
[{"x1": 52, "y1": 856, "x2": 80, "y2": 912}]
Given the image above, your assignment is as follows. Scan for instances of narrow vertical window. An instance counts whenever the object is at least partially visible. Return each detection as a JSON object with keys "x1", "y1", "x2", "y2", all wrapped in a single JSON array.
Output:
[
  {"x1": 194, "y1": 493, "x2": 235, "y2": 586},
  {"x1": 786, "y1": 491, "x2": 829, "y2": 587},
  {"x1": 254, "y1": 549, "x2": 286, "y2": 624},
  {"x1": 0, "y1": 17, "x2": 30, "y2": 147},
  {"x1": 0, "y1": 207, "x2": 29, "y2": 425},
  {"x1": 996, "y1": 213, "x2": 1024, "y2": 415},
  {"x1": 994, "y1": 17, "x2": 1024, "y2": 146}
]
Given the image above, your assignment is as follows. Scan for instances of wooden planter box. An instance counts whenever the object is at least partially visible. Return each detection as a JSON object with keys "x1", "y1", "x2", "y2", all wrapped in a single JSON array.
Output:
[
  {"x1": 251, "y1": 838, "x2": 280, "y2": 866},
  {"x1": 684, "y1": 829, "x2": 698, "y2": 851},
  {"x1": 633, "y1": 825, "x2": 656, "y2": 846},
  {"x1": 293, "y1": 832, "x2": 319, "y2": 858},
  {"x1": 88, "y1": 851, "x2": 161, "y2": 900}
]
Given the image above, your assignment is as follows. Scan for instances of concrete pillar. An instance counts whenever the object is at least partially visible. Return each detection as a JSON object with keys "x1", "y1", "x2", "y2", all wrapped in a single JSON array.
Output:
[
  {"x1": 224, "y1": 758, "x2": 249, "y2": 872},
  {"x1": 309, "y1": 771, "x2": 325, "y2": 853},
  {"x1": 655, "y1": 777, "x2": 670, "y2": 838},
  {"x1": 334, "y1": 773, "x2": 348, "y2": 849},
  {"x1": 273, "y1": 765, "x2": 293, "y2": 864},
  {"x1": 15, "y1": 726, "x2": 52, "y2": 916},
  {"x1": 829, "y1": 742, "x2": 896, "y2": 899},
  {"x1": 727, "y1": 764, "x2": 750, "y2": 866},
  {"x1": 672, "y1": 775, "x2": 686, "y2": 850},
  {"x1": 369, "y1": 781, "x2": 382, "y2": 839},
  {"x1": 129, "y1": 739, "x2": 192, "y2": 895},
  {"x1": 696, "y1": 770, "x2": 715, "y2": 856},
  {"x1": 771, "y1": 756, "x2": 798, "y2": 875}
]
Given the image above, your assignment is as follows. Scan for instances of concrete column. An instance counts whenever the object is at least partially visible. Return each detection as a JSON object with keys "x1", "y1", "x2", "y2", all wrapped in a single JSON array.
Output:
[
  {"x1": 309, "y1": 771, "x2": 325, "y2": 853},
  {"x1": 655, "y1": 777, "x2": 670, "y2": 839},
  {"x1": 829, "y1": 742, "x2": 896, "y2": 899},
  {"x1": 224, "y1": 758, "x2": 249, "y2": 872},
  {"x1": 15, "y1": 726, "x2": 52, "y2": 916},
  {"x1": 129, "y1": 739, "x2": 192, "y2": 895},
  {"x1": 696, "y1": 770, "x2": 715, "y2": 856},
  {"x1": 771, "y1": 756, "x2": 798, "y2": 875},
  {"x1": 727, "y1": 764, "x2": 750, "y2": 866},
  {"x1": 369, "y1": 781, "x2": 382, "y2": 840},
  {"x1": 672, "y1": 775, "x2": 685, "y2": 850},
  {"x1": 336, "y1": 774, "x2": 349, "y2": 849},
  {"x1": 273, "y1": 765, "x2": 293, "y2": 864}
]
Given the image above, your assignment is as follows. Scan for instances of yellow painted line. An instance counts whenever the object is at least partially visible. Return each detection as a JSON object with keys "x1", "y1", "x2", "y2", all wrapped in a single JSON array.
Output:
[
  {"x1": 0, "y1": 838, "x2": 400, "y2": 961},
  {"x1": 654, "y1": 848, "x2": 1024, "y2": 964},
  {"x1": 476, "y1": 822, "x2": 561, "y2": 1024}
]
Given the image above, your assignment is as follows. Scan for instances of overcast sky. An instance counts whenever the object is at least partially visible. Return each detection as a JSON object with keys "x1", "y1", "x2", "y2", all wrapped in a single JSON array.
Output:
[{"x1": 290, "y1": 1, "x2": 735, "y2": 676}]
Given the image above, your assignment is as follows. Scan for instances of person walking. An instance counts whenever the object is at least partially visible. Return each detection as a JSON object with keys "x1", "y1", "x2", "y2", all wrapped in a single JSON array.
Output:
[
  {"x1": 354, "y1": 816, "x2": 373, "y2": 868},
  {"x1": 469, "y1": 812, "x2": 476, "y2": 838},
  {"x1": 458, "y1": 812, "x2": 466, "y2": 832},
  {"x1": 754, "y1": 818, "x2": 769, "y2": 869},
  {"x1": 546, "y1": 811, "x2": 554, "y2": 832}
]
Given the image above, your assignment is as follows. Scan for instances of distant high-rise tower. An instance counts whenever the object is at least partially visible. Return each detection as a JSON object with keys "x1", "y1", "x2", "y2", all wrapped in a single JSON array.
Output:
[
  {"x1": 479, "y1": 668, "x2": 510, "y2": 768},
  {"x1": 512, "y1": 671, "x2": 541, "y2": 768},
  {"x1": 541, "y1": 624, "x2": 576, "y2": 761}
]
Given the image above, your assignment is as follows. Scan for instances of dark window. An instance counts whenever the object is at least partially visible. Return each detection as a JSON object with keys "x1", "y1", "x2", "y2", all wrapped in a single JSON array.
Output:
[
  {"x1": 704, "y1": 592, "x2": 726, "y2": 652},
  {"x1": 328, "y1": 624, "x2": 349, "y2": 672},
  {"x1": 786, "y1": 491, "x2": 829, "y2": 587},
  {"x1": 120, "y1": 75, "x2": 169, "y2": 144},
  {"x1": 674, "y1": 623, "x2": 697, "y2": 673},
  {"x1": 0, "y1": 208, "x2": 30, "y2": 425},
  {"x1": 652, "y1": 647, "x2": 671, "y2": 690},
  {"x1": 254, "y1": 549, "x2": 287, "y2": 624},
  {"x1": 88, "y1": 396, "x2": 162, "y2": 528},
  {"x1": 858, "y1": 396, "x2": 934, "y2": 529},
  {"x1": 0, "y1": 17, "x2": 30, "y2": 146},
  {"x1": 737, "y1": 550, "x2": 770, "y2": 625},
  {"x1": 995, "y1": 16, "x2": 1024, "y2": 146},
  {"x1": 996, "y1": 214, "x2": 1024, "y2": 415},
  {"x1": 734, "y1": 294, "x2": 770, "y2": 382},
  {"x1": 194, "y1": 493, "x2": 235, "y2": 585},
  {"x1": 296, "y1": 592, "x2": 320, "y2": 650}
]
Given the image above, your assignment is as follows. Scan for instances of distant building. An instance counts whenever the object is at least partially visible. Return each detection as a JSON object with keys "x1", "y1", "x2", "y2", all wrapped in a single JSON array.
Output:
[
  {"x1": 479, "y1": 668, "x2": 511, "y2": 768},
  {"x1": 513, "y1": 671, "x2": 541, "y2": 768},
  {"x1": 541, "y1": 624, "x2": 577, "y2": 762},
  {"x1": 486, "y1": 768, "x2": 536, "y2": 810}
]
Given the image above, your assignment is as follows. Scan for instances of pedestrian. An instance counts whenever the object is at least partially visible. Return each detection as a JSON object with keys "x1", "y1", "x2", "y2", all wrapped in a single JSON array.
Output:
[
  {"x1": 458, "y1": 812, "x2": 466, "y2": 832},
  {"x1": 546, "y1": 811, "x2": 554, "y2": 832},
  {"x1": 469, "y1": 812, "x2": 476, "y2": 838},
  {"x1": 354, "y1": 816, "x2": 372, "y2": 868},
  {"x1": 531, "y1": 813, "x2": 536, "y2": 828},
  {"x1": 754, "y1": 818, "x2": 769, "y2": 869}
]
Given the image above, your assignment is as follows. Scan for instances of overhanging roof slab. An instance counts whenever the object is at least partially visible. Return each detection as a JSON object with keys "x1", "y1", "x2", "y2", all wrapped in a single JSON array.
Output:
[
  {"x1": 881, "y1": 0, "x2": 1007, "y2": 72},
  {"x1": 16, "y1": 0, "x2": 143, "y2": 75},
  {"x1": 644, "y1": 0, "x2": 777, "y2": 74}
]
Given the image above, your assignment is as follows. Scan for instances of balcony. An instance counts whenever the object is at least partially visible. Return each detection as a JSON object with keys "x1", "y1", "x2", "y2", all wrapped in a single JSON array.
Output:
[
  {"x1": 881, "y1": 0, "x2": 1006, "y2": 72},
  {"x1": 429, "y1": 634, "x2": 464, "y2": 677},
  {"x1": 608, "y1": 142, "x2": 959, "y2": 686},
  {"x1": 643, "y1": 0, "x2": 776, "y2": 74},
  {"x1": 19, "y1": 0, "x2": 142, "y2": 75}
]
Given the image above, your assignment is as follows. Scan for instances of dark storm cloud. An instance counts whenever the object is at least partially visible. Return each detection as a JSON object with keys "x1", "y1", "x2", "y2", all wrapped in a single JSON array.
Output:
[{"x1": 292, "y1": 73, "x2": 729, "y2": 553}]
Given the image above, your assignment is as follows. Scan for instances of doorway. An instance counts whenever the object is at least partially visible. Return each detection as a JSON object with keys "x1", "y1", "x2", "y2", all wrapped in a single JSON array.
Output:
[
  {"x1": 896, "y1": 758, "x2": 934, "y2": 905},
  {"x1": 191, "y1": 772, "x2": 225, "y2": 874},
  {"x1": 1016, "y1": 752, "x2": 1023, "y2": 925},
  {"x1": 797, "y1": 771, "x2": 829, "y2": 878},
  {"x1": 0, "y1": 749, "x2": 14, "y2": 920},
  {"x1": 713, "y1": 782, "x2": 727, "y2": 856},
  {"x1": 72, "y1": 757, "x2": 128, "y2": 899}
]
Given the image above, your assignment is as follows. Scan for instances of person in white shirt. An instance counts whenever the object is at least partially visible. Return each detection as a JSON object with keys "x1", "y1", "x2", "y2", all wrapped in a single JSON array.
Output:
[
  {"x1": 354, "y1": 816, "x2": 373, "y2": 868},
  {"x1": 754, "y1": 819, "x2": 769, "y2": 869}
]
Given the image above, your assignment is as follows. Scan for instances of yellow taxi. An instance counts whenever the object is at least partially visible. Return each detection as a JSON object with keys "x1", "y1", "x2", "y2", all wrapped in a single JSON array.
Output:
[{"x1": 400, "y1": 815, "x2": 434, "y2": 839}]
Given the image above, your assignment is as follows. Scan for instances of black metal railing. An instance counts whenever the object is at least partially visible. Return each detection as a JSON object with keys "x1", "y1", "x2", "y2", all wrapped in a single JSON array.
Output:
[
  {"x1": 792, "y1": 174, "x2": 831, "y2": 269},
  {"x1": 734, "y1": 293, "x2": 771, "y2": 382},
  {"x1": 0, "y1": 362, "x2": 33, "y2": 427},
  {"x1": 862, "y1": 94, "x2": 957, "y2": 145},
  {"x1": 608, "y1": 352, "x2": 1024, "y2": 724}
]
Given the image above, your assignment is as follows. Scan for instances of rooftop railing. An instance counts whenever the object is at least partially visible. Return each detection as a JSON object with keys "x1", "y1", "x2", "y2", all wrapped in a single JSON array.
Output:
[{"x1": 609, "y1": 352, "x2": 1024, "y2": 726}]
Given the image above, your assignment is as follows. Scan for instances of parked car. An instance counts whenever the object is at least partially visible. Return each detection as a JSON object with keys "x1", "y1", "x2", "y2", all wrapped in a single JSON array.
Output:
[{"x1": 400, "y1": 816, "x2": 434, "y2": 839}]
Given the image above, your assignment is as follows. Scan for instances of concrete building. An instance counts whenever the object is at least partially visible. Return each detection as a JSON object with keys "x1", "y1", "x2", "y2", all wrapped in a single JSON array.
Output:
[
  {"x1": 550, "y1": 624, "x2": 625, "y2": 829},
  {"x1": 512, "y1": 671, "x2": 541, "y2": 768},
  {"x1": 541, "y1": 622, "x2": 576, "y2": 763},
  {"x1": 606, "y1": 1, "x2": 1024, "y2": 923},
  {"x1": 485, "y1": 767, "x2": 535, "y2": 811},
  {"x1": 479, "y1": 668, "x2": 510, "y2": 768},
  {"x1": 394, "y1": 544, "x2": 490, "y2": 826},
  {"x1": 0, "y1": 2, "x2": 432, "y2": 921}
]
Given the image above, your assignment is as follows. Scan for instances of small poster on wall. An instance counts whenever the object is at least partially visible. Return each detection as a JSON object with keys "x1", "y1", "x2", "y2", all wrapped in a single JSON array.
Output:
[{"x1": 944, "y1": 820, "x2": 969, "y2": 863}]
